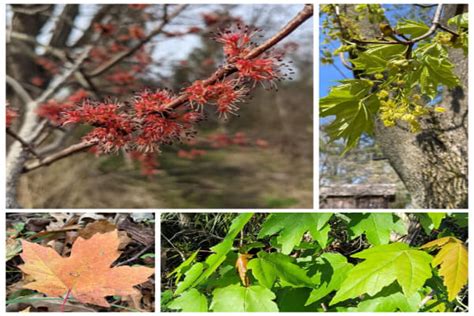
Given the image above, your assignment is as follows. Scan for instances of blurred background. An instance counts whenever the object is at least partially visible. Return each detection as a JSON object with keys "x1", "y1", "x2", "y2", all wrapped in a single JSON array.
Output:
[{"x1": 6, "y1": 4, "x2": 313, "y2": 208}]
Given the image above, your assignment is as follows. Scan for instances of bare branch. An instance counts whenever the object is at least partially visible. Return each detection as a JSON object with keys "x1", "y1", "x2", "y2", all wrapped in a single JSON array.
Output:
[
  {"x1": 36, "y1": 46, "x2": 92, "y2": 105},
  {"x1": 410, "y1": 4, "x2": 444, "y2": 43},
  {"x1": 6, "y1": 75, "x2": 33, "y2": 104},
  {"x1": 162, "y1": 4, "x2": 314, "y2": 110},
  {"x1": 6, "y1": 129, "x2": 41, "y2": 158},
  {"x1": 23, "y1": 140, "x2": 96, "y2": 173},
  {"x1": 87, "y1": 4, "x2": 188, "y2": 78},
  {"x1": 18, "y1": 4, "x2": 314, "y2": 173}
]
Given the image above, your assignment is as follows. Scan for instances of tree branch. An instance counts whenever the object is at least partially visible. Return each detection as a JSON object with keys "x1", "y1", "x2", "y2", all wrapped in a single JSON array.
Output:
[
  {"x1": 22, "y1": 140, "x2": 96, "y2": 173},
  {"x1": 19, "y1": 4, "x2": 314, "y2": 173},
  {"x1": 6, "y1": 75, "x2": 33, "y2": 104},
  {"x1": 162, "y1": 4, "x2": 314, "y2": 110},
  {"x1": 410, "y1": 4, "x2": 443, "y2": 43},
  {"x1": 6, "y1": 129, "x2": 41, "y2": 159},
  {"x1": 87, "y1": 4, "x2": 188, "y2": 78}
]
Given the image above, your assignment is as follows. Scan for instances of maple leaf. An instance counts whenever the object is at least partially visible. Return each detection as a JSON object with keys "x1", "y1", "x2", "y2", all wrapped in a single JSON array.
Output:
[
  {"x1": 421, "y1": 236, "x2": 468, "y2": 301},
  {"x1": 258, "y1": 213, "x2": 333, "y2": 254},
  {"x1": 330, "y1": 243, "x2": 432, "y2": 305},
  {"x1": 19, "y1": 230, "x2": 154, "y2": 307}
]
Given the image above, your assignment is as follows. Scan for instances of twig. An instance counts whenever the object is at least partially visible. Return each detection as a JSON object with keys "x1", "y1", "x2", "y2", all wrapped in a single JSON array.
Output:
[
  {"x1": 410, "y1": 4, "x2": 443, "y2": 43},
  {"x1": 22, "y1": 140, "x2": 96, "y2": 173},
  {"x1": 6, "y1": 75, "x2": 33, "y2": 104},
  {"x1": 338, "y1": 52, "x2": 353, "y2": 70},
  {"x1": 19, "y1": 5, "x2": 314, "y2": 172},
  {"x1": 87, "y1": 4, "x2": 188, "y2": 78},
  {"x1": 35, "y1": 46, "x2": 92, "y2": 105},
  {"x1": 162, "y1": 4, "x2": 314, "y2": 110},
  {"x1": 419, "y1": 289, "x2": 435, "y2": 308},
  {"x1": 161, "y1": 232, "x2": 186, "y2": 261},
  {"x1": 6, "y1": 129, "x2": 41, "y2": 159},
  {"x1": 8, "y1": 31, "x2": 68, "y2": 61},
  {"x1": 115, "y1": 244, "x2": 153, "y2": 267}
]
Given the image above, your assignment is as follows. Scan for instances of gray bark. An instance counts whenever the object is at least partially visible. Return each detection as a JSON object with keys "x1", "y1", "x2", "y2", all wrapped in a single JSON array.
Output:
[{"x1": 374, "y1": 5, "x2": 468, "y2": 208}]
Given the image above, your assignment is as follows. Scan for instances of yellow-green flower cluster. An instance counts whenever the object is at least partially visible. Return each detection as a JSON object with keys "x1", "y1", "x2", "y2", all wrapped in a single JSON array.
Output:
[{"x1": 379, "y1": 96, "x2": 428, "y2": 132}]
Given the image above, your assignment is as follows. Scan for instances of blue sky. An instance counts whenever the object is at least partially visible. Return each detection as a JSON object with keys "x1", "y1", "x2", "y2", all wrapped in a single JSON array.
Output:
[{"x1": 319, "y1": 4, "x2": 434, "y2": 98}]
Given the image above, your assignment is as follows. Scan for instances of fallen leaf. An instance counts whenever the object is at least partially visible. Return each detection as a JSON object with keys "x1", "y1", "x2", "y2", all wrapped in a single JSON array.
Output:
[
  {"x1": 118, "y1": 231, "x2": 132, "y2": 250},
  {"x1": 46, "y1": 213, "x2": 75, "y2": 231},
  {"x1": 19, "y1": 230, "x2": 154, "y2": 307},
  {"x1": 6, "y1": 238, "x2": 22, "y2": 261},
  {"x1": 79, "y1": 220, "x2": 116, "y2": 240}
]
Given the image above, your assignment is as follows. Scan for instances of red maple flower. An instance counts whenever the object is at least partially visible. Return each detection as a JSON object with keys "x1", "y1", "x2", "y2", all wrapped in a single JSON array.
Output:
[
  {"x1": 214, "y1": 24, "x2": 261, "y2": 59},
  {"x1": 6, "y1": 107, "x2": 18, "y2": 128},
  {"x1": 134, "y1": 89, "x2": 174, "y2": 117},
  {"x1": 129, "y1": 151, "x2": 160, "y2": 176},
  {"x1": 235, "y1": 57, "x2": 282, "y2": 86},
  {"x1": 129, "y1": 25, "x2": 146, "y2": 40}
]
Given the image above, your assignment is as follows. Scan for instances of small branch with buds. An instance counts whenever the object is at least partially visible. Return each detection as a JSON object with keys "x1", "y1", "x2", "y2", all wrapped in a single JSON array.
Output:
[{"x1": 18, "y1": 5, "x2": 314, "y2": 171}]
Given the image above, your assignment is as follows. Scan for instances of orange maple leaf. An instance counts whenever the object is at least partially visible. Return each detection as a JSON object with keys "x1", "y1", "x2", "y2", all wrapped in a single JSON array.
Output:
[{"x1": 19, "y1": 230, "x2": 154, "y2": 307}]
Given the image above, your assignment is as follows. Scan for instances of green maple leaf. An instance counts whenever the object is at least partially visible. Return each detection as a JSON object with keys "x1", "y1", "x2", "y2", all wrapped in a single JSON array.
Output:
[
  {"x1": 174, "y1": 213, "x2": 253, "y2": 294},
  {"x1": 168, "y1": 289, "x2": 208, "y2": 312},
  {"x1": 320, "y1": 79, "x2": 380, "y2": 153},
  {"x1": 348, "y1": 213, "x2": 407, "y2": 245},
  {"x1": 396, "y1": 19, "x2": 430, "y2": 38},
  {"x1": 210, "y1": 284, "x2": 278, "y2": 312},
  {"x1": 248, "y1": 252, "x2": 313, "y2": 289},
  {"x1": 305, "y1": 252, "x2": 353, "y2": 305},
  {"x1": 330, "y1": 243, "x2": 432, "y2": 305},
  {"x1": 258, "y1": 213, "x2": 333, "y2": 254},
  {"x1": 353, "y1": 284, "x2": 422, "y2": 312},
  {"x1": 413, "y1": 43, "x2": 460, "y2": 99},
  {"x1": 417, "y1": 213, "x2": 446, "y2": 234},
  {"x1": 351, "y1": 44, "x2": 406, "y2": 74}
]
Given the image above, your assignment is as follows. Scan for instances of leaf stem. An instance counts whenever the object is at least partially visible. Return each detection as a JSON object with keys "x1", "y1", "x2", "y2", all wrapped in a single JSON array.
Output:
[{"x1": 60, "y1": 289, "x2": 72, "y2": 313}]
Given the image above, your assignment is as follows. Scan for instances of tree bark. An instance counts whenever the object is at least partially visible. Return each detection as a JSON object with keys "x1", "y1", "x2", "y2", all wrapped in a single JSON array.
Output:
[{"x1": 373, "y1": 5, "x2": 468, "y2": 208}]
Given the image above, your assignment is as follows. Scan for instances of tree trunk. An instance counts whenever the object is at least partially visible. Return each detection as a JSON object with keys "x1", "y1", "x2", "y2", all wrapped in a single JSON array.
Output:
[{"x1": 374, "y1": 5, "x2": 468, "y2": 208}]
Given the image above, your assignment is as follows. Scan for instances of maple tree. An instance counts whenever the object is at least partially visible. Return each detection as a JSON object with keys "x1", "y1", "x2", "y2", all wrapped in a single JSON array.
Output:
[
  {"x1": 320, "y1": 4, "x2": 468, "y2": 209},
  {"x1": 5, "y1": 4, "x2": 313, "y2": 208},
  {"x1": 162, "y1": 212, "x2": 468, "y2": 312},
  {"x1": 19, "y1": 230, "x2": 154, "y2": 311}
]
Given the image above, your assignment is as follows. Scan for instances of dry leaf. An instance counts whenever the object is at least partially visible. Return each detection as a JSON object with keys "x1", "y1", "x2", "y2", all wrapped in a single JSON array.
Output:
[
  {"x1": 236, "y1": 253, "x2": 252, "y2": 287},
  {"x1": 19, "y1": 230, "x2": 154, "y2": 307},
  {"x1": 6, "y1": 238, "x2": 22, "y2": 261},
  {"x1": 79, "y1": 220, "x2": 116, "y2": 240}
]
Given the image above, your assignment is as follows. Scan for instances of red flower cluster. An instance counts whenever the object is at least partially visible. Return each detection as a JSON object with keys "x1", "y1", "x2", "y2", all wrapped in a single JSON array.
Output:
[
  {"x1": 6, "y1": 107, "x2": 18, "y2": 128},
  {"x1": 128, "y1": 151, "x2": 160, "y2": 176},
  {"x1": 177, "y1": 148, "x2": 207, "y2": 160},
  {"x1": 184, "y1": 79, "x2": 248, "y2": 118},
  {"x1": 214, "y1": 25, "x2": 290, "y2": 89},
  {"x1": 181, "y1": 23, "x2": 290, "y2": 118},
  {"x1": 128, "y1": 4, "x2": 149, "y2": 10},
  {"x1": 59, "y1": 89, "x2": 196, "y2": 154},
  {"x1": 36, "y1": 57, "x2": 59, "y2": 75},
  {"x1": 36, "y1": 89, "x2": 89, "y2": 125}
]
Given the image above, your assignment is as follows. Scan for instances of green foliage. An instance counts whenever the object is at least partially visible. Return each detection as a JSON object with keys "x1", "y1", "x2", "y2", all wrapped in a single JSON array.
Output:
[
  {"x1": 168, "y1": 289, "x2": 208, "y2": 312},
  {"x1": 320, "y1": 79, "x2": 379, "y2": 153},
  {"x1": 164, "y1": 213, "x2": 468, "y2": 312},
  {"x1": 320, "y1": 5, "x2": 468, "y2": 152},
  {"x1": 210, "y1": 285, "x2": 278, "y2": 312},
  {"x1": 258, "y1": 213, "x2": 332, "y2": 253},
  {"x1": 331, "y1": 243, "x2": 433, "y2": 305},
  {"x1": 348, "y1": 213, "x2": 407, "y2": 245}
]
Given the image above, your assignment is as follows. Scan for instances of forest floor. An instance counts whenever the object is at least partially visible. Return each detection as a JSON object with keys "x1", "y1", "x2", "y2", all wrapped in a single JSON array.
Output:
[{"x1": 6, "y1": 212, "x2": 155, "y2": 312}]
